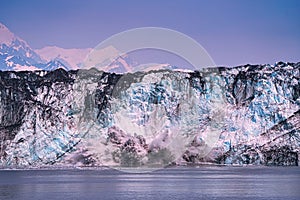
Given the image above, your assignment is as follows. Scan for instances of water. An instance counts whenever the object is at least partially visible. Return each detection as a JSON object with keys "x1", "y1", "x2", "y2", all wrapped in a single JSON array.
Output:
[{"x1": 0, "y1": 166, "x2": 299, "y2": 200}]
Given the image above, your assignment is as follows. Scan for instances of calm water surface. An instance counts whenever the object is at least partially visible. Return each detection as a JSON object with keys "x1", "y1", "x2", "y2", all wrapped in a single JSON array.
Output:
[{"x1": 0, "y1": 166, "x2": 299, "y2": 200}]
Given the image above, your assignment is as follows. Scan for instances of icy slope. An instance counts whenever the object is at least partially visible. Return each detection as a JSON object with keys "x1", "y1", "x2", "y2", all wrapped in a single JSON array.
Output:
[{"x1": 0, "y1": 62, "x2": 299, "y2": 168}]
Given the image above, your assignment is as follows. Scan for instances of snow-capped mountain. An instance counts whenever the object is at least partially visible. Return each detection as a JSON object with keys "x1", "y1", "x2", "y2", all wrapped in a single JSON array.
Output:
[
  {"x1": 82, "y1": 45, "x2": 137, "y2": 73},
  {"x1": 0, "y1": 23, "x2": 89, "y2": 71},
  {"x1": 0, "y1": 62, "x2": 299, "y2": 168},
  {"x1": 36, "y1": 46, "x2": 91, "y2": 70},
  {"x1": 0, "y1": 23, "x2": 43, "y2": 71},
  {"x1": 42, "y1": 59, "x2": 71, "y2": 71},
  {"x1": 0, "y1": 22, "x2": 177, "y2": 73}
]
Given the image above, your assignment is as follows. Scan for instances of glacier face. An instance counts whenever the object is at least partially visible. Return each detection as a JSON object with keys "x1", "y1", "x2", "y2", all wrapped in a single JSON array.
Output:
[{"x1": 0, "y1": 62, "x2": 299, "y2": 168}]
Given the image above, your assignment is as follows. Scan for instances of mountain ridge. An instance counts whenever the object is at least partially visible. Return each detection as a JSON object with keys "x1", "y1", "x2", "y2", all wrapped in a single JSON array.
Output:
[{"x1": 0, "y1": 22, "x2": 77, "y2": 71}]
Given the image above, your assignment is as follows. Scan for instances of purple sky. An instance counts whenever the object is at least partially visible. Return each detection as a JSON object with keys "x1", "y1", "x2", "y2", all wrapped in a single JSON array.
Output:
[{"x1": 0, "y1": 0, "x2": 299, "y2": 67}]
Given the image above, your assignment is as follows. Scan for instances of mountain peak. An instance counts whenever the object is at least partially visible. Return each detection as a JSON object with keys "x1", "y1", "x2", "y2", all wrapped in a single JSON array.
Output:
[
  {"x1": 0, "y1": 22, "x2": 16, "y2": 45},
  {"x1": 0, "y1": 22, "x2": 45, "y2": 71}
]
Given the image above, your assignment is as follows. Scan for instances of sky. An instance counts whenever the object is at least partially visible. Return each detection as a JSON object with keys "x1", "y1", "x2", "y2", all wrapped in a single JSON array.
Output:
[{"x1": 0, "y1": 0, "x2": 299, "y2": 67}]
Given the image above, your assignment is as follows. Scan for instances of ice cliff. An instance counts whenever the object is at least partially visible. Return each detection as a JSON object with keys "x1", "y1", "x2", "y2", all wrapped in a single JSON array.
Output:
[{"x1": 0, "y1": 61, "x2": 299, "y2": 168}]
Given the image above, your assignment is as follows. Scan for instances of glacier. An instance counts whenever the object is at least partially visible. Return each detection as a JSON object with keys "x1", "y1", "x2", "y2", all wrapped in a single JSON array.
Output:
[{"x1": 0, "y1": 61, "x2": 299, "y2": 168}]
